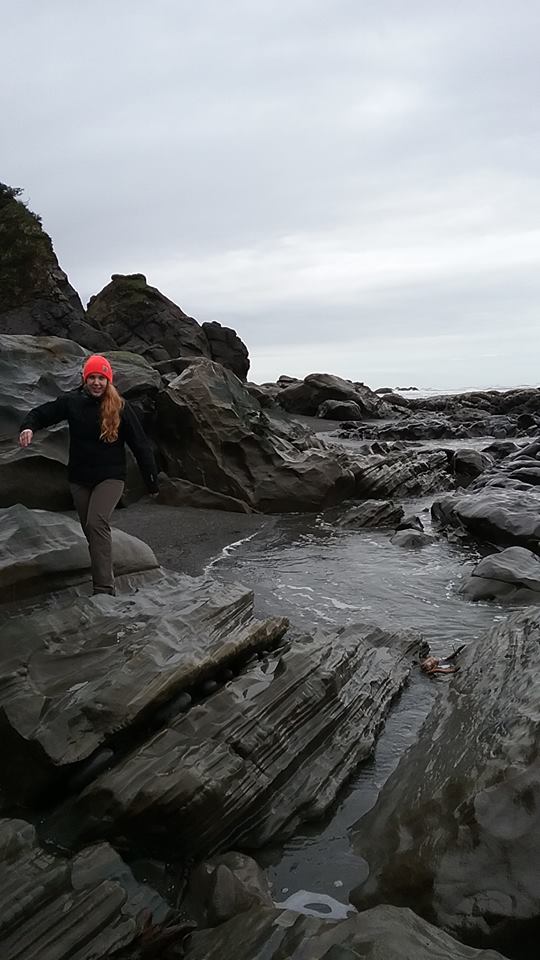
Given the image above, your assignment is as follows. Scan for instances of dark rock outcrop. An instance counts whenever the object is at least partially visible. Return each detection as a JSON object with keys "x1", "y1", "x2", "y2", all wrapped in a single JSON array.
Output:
[
  {"x1": 86, "y1": 273, "x2": 211, "y2": 363},
  {"x1": 460, "y1": 546, "x2": 540, "y2": 601},
  {"x1": 185, "y1": 904, "x2": 507, "y2": 959},
  {"x1": 202, "y1": 320, "x2": 249, "y2": 380},
  {"x1": 53, "y1": 623, "x2": 423, "y2": 858},
  {"x1": 278, "y1": 373, "x2": 391, "y2": 418},
  {"x1": 156, "y1": 359, "x2": 356, "y2": 512},
  {"x1": 452, "y1": 448, "x2": 494, "y2": 484},
  {"x1": 390, "y1": 529, "x2": 435, "y2": 548},
  {"x1": 353, "y1": 449, "x2": 452, "y2": 499},
  {"x1": 350, "y1": 608, "x2": 540, "y2": 957},
  {"x1": 432, "y1": 488, "x2": 540, "y2": 549},
  {"x1": 0, "y1": 818, "x2": 174, "y2": 960},
  {"x1": 156, "y1": 475, "x2": 255, "y2": 513},
  {"x1": 318, "y1": 398, "x2": 363, "y2": 420},
  {"x1": 0, "y1": 558, "x2": 286, "y2": 804},
  {"x1": 87, "y1": 274, "x2": 250, "y2": 378},
  {"x1": 0, "y1": 184, "x2": 114, "y2": 351}
]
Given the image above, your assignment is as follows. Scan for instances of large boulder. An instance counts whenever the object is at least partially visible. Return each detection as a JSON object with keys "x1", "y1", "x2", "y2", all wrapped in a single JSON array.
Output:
[
  {"x1": 278, "y1": 373, "x2": 391, "y2": 418},
  {"x1": 185, "y1": 904, "x2": 507, "y2": 960},
  {"x1": 0, "y1": 184, "x2": 114, "y2": 351},
  {"x1": 460, "y1": 546, "x2": 540, "y2": 601},
  {"x1": 0, "y1": 335, "x2": 161, "y2": 509},
  {"x1": 156, "y1": 359, "x2": 356, "y2": 512},
  {"x1": 432, "y1": 488, "x2": 540, "y2": 549},
  {"x1": 0, "y1": 564, "x2": 287, "y2": 803},
  {"x1": 350, "y1": 608, "x2": 540, "y2": 956},
  {"x1": 333, "y1": 499, "x2": 404, "y2": 528},
  {"x1": 0, "y1": 503, "x2": 158, "y2": 602},
  {"x1": 0, "y1": 818, "x2": 178, "y2": 960},
  {"x1": 52, "y1": 623, "x2": 423, "y2": 858}
]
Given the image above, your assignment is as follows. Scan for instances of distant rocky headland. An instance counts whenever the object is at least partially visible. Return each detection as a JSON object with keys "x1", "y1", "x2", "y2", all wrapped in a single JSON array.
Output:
[{"x1": 1, "y1": 181, "x2": 539, "y2": 959}]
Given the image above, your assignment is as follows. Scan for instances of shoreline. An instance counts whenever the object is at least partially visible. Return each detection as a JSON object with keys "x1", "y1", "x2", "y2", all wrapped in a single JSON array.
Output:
[{"x1": 112, "y1": 500, "x2": 277, "y2": 577}]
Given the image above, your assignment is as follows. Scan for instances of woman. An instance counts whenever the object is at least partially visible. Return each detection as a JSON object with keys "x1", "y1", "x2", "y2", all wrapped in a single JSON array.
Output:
[{"x1": 19, "y1": 354, "x2": 159, "y2": 596}]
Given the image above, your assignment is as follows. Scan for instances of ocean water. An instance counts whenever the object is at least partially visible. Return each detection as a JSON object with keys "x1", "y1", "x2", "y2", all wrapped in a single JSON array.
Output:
[{"x1": 207, "y1": 496, "x2": 514, "y2": 914}]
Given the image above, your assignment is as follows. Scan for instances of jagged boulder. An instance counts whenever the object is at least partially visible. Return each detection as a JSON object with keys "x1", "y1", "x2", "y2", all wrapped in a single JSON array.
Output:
[
  {"x1": 202, "y1": 320, "x2": 249, "y2": 380},
  {"x1": 350, "y1": 608, "x2": 540, "y2": 956},
  {"x1": 0, "y1": 184, "x2": 114, "y2": 350},
  {"x1": 185, "y1": 904, "x2": 507, "y2": 959},
  {"x1": 51, "y1": 622, "x2": 423, "y2": 858},
  {"x1": 155, "y1": 359, "x2": 356, "y2": 512}
]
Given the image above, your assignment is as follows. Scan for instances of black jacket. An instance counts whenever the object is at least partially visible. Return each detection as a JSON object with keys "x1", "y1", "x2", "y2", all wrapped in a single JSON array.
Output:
[{"x1": 20, "y1": 388, "x2": 159, "y2": 492}]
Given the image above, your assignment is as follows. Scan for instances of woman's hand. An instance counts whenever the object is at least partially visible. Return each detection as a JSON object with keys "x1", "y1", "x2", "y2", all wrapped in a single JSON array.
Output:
[{"x1": 19, "y1": 429, "x2": 33, "y2": 448}]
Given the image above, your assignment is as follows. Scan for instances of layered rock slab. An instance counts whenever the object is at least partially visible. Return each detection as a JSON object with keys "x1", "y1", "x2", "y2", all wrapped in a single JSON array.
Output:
[
  {"x1": 184, "y1": 904, "x2": 506, "y2": 960},
  {"x1": 58, "y1": 623, "x2": 423, "y2": 858},
  {"x1": 0, "y1": 570, "x2": 287, "y2": 802},
  {"x1": 0, "y1": 817, "x2": 170, "y2": 960},
  {"x1": 350, "y1": 608, "x2": 540, "y2": 956}
]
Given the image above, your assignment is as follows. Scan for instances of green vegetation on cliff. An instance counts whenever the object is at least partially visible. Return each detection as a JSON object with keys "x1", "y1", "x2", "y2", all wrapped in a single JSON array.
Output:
[{"x1": 0, "y1": 183, "x2": 55, "y2": 311}]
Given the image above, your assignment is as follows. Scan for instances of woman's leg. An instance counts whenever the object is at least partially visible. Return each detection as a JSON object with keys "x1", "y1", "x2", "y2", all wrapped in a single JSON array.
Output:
[
  {"x1": 85, "y1": 479, "x2": 125, "y2": 595},
  {"x1": 70, "y1": 483, "x2": 92, "y2": 538}
]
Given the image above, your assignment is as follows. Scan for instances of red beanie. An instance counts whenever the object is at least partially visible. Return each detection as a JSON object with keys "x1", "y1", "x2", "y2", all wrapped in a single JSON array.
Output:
[{"x1": 82, "y1": 355, "x2": 113, "y2": 383}]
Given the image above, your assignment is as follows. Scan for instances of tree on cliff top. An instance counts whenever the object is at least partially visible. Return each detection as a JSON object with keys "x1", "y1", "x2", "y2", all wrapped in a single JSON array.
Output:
[{"x1": 0, "y1": 183, "x2": 56, "y2": 311}]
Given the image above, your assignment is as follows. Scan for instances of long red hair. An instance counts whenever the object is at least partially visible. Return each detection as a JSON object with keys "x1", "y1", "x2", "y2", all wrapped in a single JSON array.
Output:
[{"x1": 100, "y1": 383, "x2": 125, "y2": 442}]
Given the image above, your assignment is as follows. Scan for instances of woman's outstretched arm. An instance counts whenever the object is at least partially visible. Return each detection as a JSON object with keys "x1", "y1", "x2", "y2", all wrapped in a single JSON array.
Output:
[
  {"x1": 122, "y1": 402, "x2": 159, "y2": 493},
  {"x1": 19, "y1": 394, "x2": 70, "y2": 446}
]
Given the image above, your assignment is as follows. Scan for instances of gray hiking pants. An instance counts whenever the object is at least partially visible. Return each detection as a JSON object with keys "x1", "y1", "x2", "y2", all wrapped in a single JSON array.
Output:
[{"x1": 70, "y1": 479, "x2": 125, "y2": 595}]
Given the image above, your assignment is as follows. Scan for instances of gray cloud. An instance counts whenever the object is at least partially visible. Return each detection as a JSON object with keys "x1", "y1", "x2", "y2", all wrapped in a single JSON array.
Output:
[{"x1": 2, "y1": 0, "x2": 539, "y2": 387}]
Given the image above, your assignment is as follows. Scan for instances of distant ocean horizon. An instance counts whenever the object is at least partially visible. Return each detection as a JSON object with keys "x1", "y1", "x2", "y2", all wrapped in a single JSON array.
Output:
[{"x1": 393, "y1": 384, "x2": 537, "y2": 399}]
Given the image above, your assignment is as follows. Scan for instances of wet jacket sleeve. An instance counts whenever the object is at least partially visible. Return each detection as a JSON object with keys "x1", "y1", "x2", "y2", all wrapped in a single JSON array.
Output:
[
  {"x1": 122, "y1": 402, "x2": 159, "y2": 493},
  {"x1": 20, "y1": 394, "x2": 70, "y2": 432}
]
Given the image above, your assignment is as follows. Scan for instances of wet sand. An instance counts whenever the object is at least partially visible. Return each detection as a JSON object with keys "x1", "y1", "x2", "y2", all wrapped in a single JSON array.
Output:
[{"x1": 113, "y1": 500, "x2": 276, "y2": 576}]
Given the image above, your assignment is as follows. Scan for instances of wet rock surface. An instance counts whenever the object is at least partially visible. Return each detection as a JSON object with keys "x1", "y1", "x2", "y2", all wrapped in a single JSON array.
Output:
[
  {"x1": 184, "y1": 904, "x2": 507, "y2": 960},
  {"x1": 187, "y1": 852, "x2": 273, "y2": 927},
  {"x1": 460, "y1": 546, "x2": 540, "y2": 601},
  {"x1": 0, "y1": 565, "x2": 286, "y2": 803},
  {"x1": 52, "y1": 623, "x2": 423, "y2": 858},
  {"x1": 0, "y1": 817, "x2": 172, "y2": 960},
  {"x1": 432, "y1": 487, "x2": 540, "y2": 549},
  {"x1": 333, "y1": 499, "x2": 404, "y2": 528},
  {"x1": 350, "y1": 608, "x2": 540, "y2": 956}
]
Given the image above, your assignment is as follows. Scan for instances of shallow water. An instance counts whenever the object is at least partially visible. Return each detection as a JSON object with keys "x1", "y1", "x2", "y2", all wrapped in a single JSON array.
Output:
[{"x1": 207, "y1": 494, "x2": 514, "y2": 913}]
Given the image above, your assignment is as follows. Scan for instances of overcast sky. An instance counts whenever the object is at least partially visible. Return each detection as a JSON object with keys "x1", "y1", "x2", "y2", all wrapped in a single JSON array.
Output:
[{"x1": 2, "y1": 1, "x2": 539, "y2": 387}]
